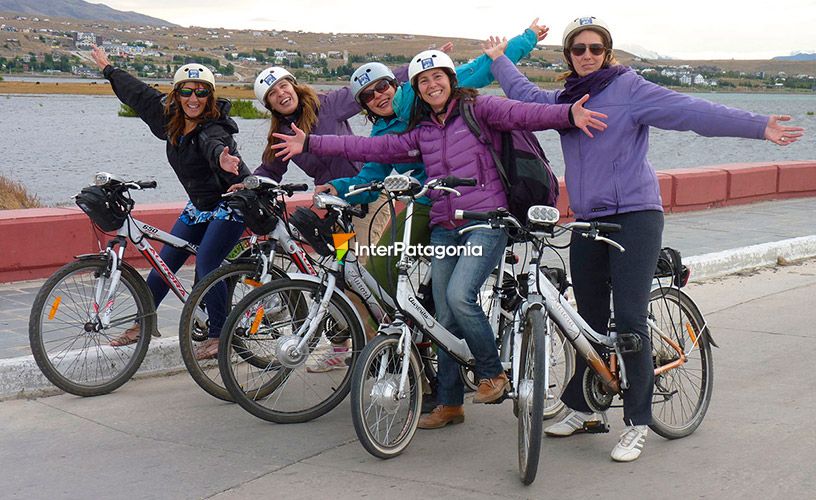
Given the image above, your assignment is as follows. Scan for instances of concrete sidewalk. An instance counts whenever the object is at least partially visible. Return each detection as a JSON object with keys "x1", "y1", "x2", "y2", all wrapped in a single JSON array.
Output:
[
  {"x1": 0, "y1": 197, "x2": 815, "y2": 399},
  {"x1": 1, "y1": 258, "x2": 813, "y2": 499}
]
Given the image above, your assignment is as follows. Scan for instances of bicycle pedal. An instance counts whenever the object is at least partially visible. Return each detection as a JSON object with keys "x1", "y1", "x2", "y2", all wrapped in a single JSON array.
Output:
[
  {"x1": 615, "y1": 333, "x2": 642, "y2": 353},
  {"x1": 582, "y1": 420, "x2": 610, "y2": 434},
  {"x1": 484, "y1": 393, "x2": 509, "y2": 405}
]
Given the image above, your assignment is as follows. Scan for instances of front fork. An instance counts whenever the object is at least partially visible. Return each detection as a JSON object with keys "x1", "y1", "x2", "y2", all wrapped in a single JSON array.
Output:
[{"x1": 92, "y1": 240, "x2": 127, "y2": 329}]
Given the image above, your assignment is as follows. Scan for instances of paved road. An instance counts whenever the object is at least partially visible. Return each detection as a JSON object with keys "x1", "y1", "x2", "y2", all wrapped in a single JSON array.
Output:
[{"x1": 1, "y1": 258, "x2": 814, "y2": 499}]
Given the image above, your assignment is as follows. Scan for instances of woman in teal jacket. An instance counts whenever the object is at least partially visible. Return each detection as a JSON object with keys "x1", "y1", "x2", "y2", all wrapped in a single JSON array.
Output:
[{"x1": 318, "y1": 19, "x2": 550, "y2": 300}]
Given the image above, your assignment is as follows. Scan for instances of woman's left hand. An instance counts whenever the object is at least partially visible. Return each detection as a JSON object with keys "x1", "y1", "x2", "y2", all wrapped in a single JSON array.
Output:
[
  {"x1": 440, "y1": 42, "x2": 454, "y2": 54},
  {"x1": 764, "y1": 115, "x2": 804, "y2": 146},
  {"x1": 570, "y1": 94, "x2": 608, "y2": 138},
  {"x1": 528, "y1": 17, "x2": 549, "y2": 42},
  {"x1": 219, "y1": 146, "x2": 240, "y2": 175},
  {"x1": 271, "y1": 123, "x2": 307, "y2": 162}
]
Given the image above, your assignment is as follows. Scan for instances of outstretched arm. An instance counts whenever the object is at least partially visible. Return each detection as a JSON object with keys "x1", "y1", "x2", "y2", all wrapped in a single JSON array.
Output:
[
  {"x1": 271, "y1": 123, "x2": 420, "y2": 164},
  {"x1": 764, "y1": 115, "x2": 804, "y2": 145}
]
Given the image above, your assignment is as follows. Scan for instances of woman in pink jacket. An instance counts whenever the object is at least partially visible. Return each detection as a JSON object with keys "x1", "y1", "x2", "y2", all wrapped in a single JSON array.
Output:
[{"x1": 271, "y1": 49, "x2": 607, "y2": 430}]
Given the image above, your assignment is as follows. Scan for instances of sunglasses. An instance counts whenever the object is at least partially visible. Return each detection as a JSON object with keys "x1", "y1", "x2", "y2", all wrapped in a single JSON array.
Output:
[
  {"x1": 358, "y1": 79, "x2": 394, "y2": 104},
  {"x1": 570, "y1": 43, "x2": 607, "y2": 57},
  {"x1": 177, "y1": 87, "x2": 212, "y2": 98}
]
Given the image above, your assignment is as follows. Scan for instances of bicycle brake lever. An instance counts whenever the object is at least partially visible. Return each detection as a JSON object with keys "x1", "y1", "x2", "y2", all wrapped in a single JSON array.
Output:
[{"x1": 596, "y1": 236, "x2": 625, "y2": 253}]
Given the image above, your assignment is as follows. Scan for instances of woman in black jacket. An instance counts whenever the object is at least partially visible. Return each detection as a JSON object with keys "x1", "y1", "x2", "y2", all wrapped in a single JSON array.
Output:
[{"x1": 91, "y1": 46, "x2": 250, "y2": 359}]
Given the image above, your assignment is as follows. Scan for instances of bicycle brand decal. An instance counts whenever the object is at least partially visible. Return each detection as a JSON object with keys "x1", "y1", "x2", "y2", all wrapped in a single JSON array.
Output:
[{"x1": 332, "y1": 232, "x2": 355, "y2": 262}]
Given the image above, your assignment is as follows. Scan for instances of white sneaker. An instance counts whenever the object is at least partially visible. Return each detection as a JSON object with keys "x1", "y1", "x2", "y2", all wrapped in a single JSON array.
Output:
[
  {"x1": 611, "y1": 425, "x2": 648, "y2": 462},
  {"x1": 544, "y1": 410, "x2": 600, "y2": 437},
  {"x1": 307, "y1": 345, "x2": 350, "y2": 373}
]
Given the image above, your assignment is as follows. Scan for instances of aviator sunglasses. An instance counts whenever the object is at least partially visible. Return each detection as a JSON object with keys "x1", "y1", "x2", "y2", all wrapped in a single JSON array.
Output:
[
  {"x1": 177, "y1": 87, "x2": 212, "y2": 98},
  {"x1": 359, "y1": 79, "x2": 394, "y2": 104},
  {"x1": 570, "y1": 43, "x2": 607, "y2": 57}
]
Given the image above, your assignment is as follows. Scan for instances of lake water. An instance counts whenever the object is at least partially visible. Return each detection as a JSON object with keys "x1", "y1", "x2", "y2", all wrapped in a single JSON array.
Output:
[{"x1": 1, "y1": 91, "x2": 814, "y2": 206}]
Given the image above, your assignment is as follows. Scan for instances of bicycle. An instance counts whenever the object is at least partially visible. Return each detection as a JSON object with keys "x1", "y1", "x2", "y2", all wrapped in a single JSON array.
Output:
[
  {"x1": 28, "y1": 172, "x2": 289, "y2": 396},
  {"x1": 459, "y1": 204, "x2": 715, "y2": 479}
]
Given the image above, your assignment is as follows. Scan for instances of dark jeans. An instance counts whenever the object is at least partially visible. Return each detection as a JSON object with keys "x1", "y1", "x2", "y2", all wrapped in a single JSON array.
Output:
[
  {"x1": 561, "y1": 210, "x2": 664, "y2": 426},
  {"x1": 430, "y1": 224, "x2": 507, "y2": 406},
  {"x1": 145, "y1": 215, "x2": 245, "y2": 338}
]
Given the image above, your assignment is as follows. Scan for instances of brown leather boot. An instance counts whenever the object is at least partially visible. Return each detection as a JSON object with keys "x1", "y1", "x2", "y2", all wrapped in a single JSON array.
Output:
[
  {"x1": 418, "y1": 405, "x2": 465, "y2": 429},
  {"x1": 473, "y1": 372, "x2": 509, "y2": 404}
]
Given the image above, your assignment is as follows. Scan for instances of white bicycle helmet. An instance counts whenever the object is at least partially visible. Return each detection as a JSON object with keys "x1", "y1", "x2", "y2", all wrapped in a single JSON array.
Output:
[
  {"x1": 561, "y1": 16, "x2": 613, "y2": 47},
  {"x1": 173, "y1": 64, "x2": 215, "y2": 87},
  {"x1": 254, "y1": 66, "x2": 297, "y2": 107},
  {"x1": 408, "y1": 50, "x2": 455, "y2": 86},
  {"x1": 350, "y1": 62, "x2": 396, "y2": 104}
]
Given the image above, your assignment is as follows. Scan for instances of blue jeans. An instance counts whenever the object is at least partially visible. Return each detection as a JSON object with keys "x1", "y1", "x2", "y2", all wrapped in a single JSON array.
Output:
[
  {"x1": 145, "y1": 215, "x2": 245, "y2": 338},
  {"x1": 430, "y1": 224, "x2": 507, "y2": 406}
]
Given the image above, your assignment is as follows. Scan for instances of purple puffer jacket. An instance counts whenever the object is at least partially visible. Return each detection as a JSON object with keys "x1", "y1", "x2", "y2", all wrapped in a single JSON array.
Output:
[
  {"x1": 308, "y1": 95, "x2": 572, "y2": 227},
  {"x1": 254, "y1": 86, "x2": 363, "y2": 185},
  {"x1": 491, "y1": 55, "x2": 769, "y2": 220}
]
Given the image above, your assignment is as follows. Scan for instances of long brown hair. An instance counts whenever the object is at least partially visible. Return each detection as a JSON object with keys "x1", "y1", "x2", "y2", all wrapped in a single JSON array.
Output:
[
  {"x1": 262, "y1": 82, "x2": 320, "y2": 165},
  {"x1": 407, "y1": 70, "x2": 479, "y2": 131},
  {"x1": 163, "y1": 83, "x2": 220, "y2": 146},
  {"x1": 558, "y1": 27, "x2": 619, "y2": 81}
]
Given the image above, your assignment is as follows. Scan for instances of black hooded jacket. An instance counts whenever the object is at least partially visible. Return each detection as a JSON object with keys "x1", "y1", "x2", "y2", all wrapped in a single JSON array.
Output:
[{"x1": 102, "y1": 65, "x2": 250, "y2": 211}]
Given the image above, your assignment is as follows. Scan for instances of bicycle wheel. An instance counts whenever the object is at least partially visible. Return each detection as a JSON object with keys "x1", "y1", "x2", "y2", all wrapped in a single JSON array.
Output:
[
  {"x1": 178, "y1": 260, "x2": 287, "y2": 402},
  {"x1": 219, "y1": 278, "x2": 365, "y2": 423},
  {"x1": 350, "y1": 335, "x2": 422, "y2": 459},
  {"x1": 647, "y1": 286, "x2": 713, "y2": 439},
  {"x1": 29, "y1": 257, "x2": 155, "y2": 396},
  {"x1": 517, "y1": 306, "x2": 546, "y2": 485},
  {"x1": 541, "y1": 319, "x2": 574, "y2": 419}
]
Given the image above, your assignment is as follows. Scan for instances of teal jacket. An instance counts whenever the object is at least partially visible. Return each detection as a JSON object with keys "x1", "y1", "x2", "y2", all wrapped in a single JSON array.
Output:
[{"x1": 330, "y1": 28, "x2": 539, "y2": 205}]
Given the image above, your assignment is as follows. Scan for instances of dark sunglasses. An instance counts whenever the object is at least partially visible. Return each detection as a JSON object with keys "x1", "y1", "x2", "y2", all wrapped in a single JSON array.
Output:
[
  {"x1": 570, "y1": 43, "x2": 607, "y2": 57},
  {"x1": 177, "y1": 87, "x2": 212, "y2": 98},
  {"x1": 359, "y1": 79, "x2": 394, "y2": 104}
]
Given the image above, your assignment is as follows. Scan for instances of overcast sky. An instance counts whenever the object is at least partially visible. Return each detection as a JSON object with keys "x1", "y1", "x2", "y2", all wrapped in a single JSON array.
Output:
[{"x1": 99, "y1": 0, "x2": 816, "y2": 60}]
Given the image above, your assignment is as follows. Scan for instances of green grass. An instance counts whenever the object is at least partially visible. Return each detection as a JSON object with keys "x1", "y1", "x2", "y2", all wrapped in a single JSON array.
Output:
[
  {"x1": 807, "y1": 111, "x2": 815, "y2": 116},
  {"x1": 118, "y1": 103, "x2": 137, "y2": 117},
  {"x1": 229, "y1": 99, "x2": 269, "y2": 119}
]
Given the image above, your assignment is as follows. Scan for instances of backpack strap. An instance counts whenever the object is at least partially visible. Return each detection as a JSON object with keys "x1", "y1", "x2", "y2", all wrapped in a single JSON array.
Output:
[{"x1": 459, "y1": 98, "x2": 510, "y2": 192}]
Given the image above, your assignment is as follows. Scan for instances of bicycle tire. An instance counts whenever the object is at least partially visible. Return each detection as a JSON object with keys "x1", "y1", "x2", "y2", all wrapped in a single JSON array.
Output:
[
  {"x1": 541, "y1": 319, "x2": 574, "y2": 419},
  {"x1": 29, "y1": 257, "x2": 155, "y2": 396},
  {"x1": 350, "y1": 335, "x2": 422, "y2": 459},
  {"x1": 219, "y1": 278, "x2": 365, "y2": 423},
  {"x1": 178, "y1": 260, "x2": 288, "y2": 402},
  {"x1": 647, "y1": 286, "x2": 714, "y2": 439},
  {"x1": 517, "y1": 306, "x2": 546, "y2": 485}
]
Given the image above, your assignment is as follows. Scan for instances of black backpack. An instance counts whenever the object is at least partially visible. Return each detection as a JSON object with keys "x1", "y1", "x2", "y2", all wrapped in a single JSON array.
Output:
[{"x1": 460, "y1": 98, "x2": 559, "y2": 223}]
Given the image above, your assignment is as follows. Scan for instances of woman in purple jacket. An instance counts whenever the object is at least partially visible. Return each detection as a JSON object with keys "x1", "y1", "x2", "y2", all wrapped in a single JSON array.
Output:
[
  {"x1": 484, "y1": 17, "x2": 803, "y2": 462},
  {"x1": 269, "y1": 49, "x2": 607, "y2": 430}
]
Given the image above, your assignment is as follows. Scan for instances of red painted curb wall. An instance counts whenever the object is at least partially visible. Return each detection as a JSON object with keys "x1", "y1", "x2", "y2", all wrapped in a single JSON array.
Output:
[{"x1": 1, "y1": 161, "x2": 815, "y2": 283}]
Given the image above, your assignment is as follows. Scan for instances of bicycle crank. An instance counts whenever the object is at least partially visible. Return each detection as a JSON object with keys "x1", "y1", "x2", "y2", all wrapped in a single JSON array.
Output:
[{"x1": 582, "y1": 368, "x2": 614, "y2": 412}]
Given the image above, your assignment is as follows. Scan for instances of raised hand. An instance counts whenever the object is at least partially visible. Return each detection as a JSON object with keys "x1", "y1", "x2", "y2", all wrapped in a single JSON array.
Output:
[
  {"x1": 764, "y1": 115, "x2": 804, "y2": 146},
  {"x1": 481, "y1": 36, "x2": 508, "y2": 61},
  {"x1": 219, "y1": 146, "x2": 240, "y2": 175},
  {"x1": 570, "y1": 94, "x2": 608, "y2": 138},
  {"x1": 440, "y1": 42, "x2": 454, "y2": 54},
  {"x1": 90, "y1": 45, "x2": 111, "y2": 71},
  {"x1": 271, "y1": 123, "x2": 307, "y2": 162},
  {"x1": 528, "y1": 17, "x2": 549, "y2": 42}
]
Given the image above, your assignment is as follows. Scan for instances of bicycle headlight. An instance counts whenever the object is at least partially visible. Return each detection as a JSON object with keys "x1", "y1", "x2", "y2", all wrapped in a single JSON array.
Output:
[
  {"x1": 93, "y1": 172, "x2": 112, "y2": 186},
  {"x1": 527, "y1": 205, "x2": 560, "y2": 225},
  {"x1": 243, "y1": 175, "x2": 260, "y2": 190}
]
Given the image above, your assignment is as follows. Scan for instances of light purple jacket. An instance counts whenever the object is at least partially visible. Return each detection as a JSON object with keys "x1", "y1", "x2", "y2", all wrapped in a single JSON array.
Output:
[
  {"x1": 308, "y1": 95, "x2": 572, "y2": 227},
  {"x1": 491, "y1": 55, "x2": 769, "y2": 220}
]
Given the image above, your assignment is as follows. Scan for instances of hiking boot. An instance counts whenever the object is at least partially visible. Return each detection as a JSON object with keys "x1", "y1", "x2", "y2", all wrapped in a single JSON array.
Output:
[
  {"x1": 418, "y1": 405, "x2": 465, "y2": 429},
  {"x1": 193, "y1": 338, "x2": 219, "y2": 360},
  {"x1": 472, "y1": 372, "x2": 509, "y2": 404},
  {"x1": 544, "y1": 410, "x2": 601, "y2": 436},
  {"x1": 611, "y1": 425, "x2": 648, "y2": 462}
]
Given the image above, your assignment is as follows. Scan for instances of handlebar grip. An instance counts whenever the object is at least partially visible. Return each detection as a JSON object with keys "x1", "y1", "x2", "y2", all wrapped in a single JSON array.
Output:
[
  {"x1": 442, "y1": 176, "x2": 477, "y2": 188},
  {"x1": 595, "y1": 222, "x2": 622, "y2": 233},
  {"x1": 137, "y1": 180, "x2": 157, "y2": 189},
  {"x1": 455, "y1": 209, "x2": 491, "y2": 221},
  {"x1": 284, "y1": 183, "x2": 309, "y2": 192},
  {"x1": 347, "y1": 181, "x2": 374, "y2": 193}
]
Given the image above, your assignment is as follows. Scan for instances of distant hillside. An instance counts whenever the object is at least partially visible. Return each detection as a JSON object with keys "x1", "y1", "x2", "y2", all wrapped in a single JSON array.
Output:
[
  {"x1": 773, "y1": 52, "x2": 816, "y2": 62},
  {"x1": 0, "y1": 0, "x2": 174, "y2": 26}
]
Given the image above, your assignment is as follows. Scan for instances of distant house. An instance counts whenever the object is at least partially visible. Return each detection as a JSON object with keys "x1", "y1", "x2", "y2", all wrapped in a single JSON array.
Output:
[
  {"x1": 679, "y1": 74, "x2": 692, "y2": 85},
  {"x1": 74, "y1": 31, "x2": 96, "y2": 50},
  {"x1": 693, "y1": 74, "x2": 707, "y2": 85}
]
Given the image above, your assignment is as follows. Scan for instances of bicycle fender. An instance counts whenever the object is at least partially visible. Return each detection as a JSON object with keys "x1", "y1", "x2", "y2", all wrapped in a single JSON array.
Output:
[
  {"x1": 654, "y1": 286, "x2": 718, "y2": 348},
  {"x1": 285, "y1": 273, "x2": 366, "y2": 333}
]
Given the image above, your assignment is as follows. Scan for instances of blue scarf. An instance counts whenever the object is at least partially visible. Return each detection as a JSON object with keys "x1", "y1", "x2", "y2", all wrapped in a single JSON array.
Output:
[{"x1": 557, "y1": 65, "x2": 631, "y2": 104}]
